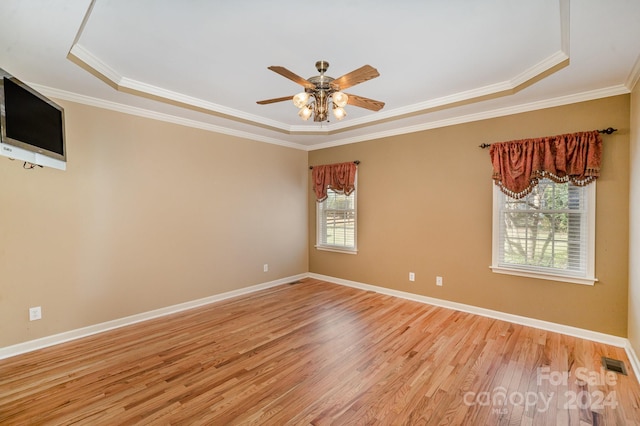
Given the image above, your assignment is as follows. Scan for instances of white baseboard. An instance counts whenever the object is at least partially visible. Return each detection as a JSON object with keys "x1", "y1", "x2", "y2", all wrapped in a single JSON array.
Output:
[
  {"x1": 4, "y1": 271, "x2": 640, "y2": 383},
  {"x1": 0, "y1": 274, "x2": 306, "y2": 360},
  {"x1": 309, "y1": 273, "x2": 640, "y2": 378},
  {"x1": 625, "y1": 341, "x2": 640, "y2": 379}
]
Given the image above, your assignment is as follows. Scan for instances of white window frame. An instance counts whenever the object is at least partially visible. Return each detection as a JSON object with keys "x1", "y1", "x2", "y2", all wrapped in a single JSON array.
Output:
[
  {"x1": 491, "y1": 180, "x2": 596, "y2": 285},
  {"x1": 315, "y1": 181, "x2": 357, "y2": 254}
]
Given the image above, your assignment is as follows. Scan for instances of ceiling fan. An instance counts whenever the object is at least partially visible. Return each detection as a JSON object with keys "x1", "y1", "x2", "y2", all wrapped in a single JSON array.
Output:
[{"x1": 257, "y1": 60, "x2": 385, "y2": 122}]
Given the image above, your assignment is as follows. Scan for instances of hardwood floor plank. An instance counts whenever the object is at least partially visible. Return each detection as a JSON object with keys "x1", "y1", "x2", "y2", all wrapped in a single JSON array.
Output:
[{"x1": 1, "y1": 278, "x2": 640, "y2": 424}]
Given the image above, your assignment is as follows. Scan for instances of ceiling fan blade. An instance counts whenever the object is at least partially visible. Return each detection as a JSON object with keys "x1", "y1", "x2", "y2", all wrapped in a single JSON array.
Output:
[
  {"x1": 330, "y1": 65, "x2": 380, "y2": 90},
  {"x1": 257, "y1": 96, "x2": 294, "y2": 105},
  {"x1": 268, "y1": 66, "x2": 315, "y2": 90},
  {"x1": 345, "y1": 93, "x2": 385, "y2": 111}
]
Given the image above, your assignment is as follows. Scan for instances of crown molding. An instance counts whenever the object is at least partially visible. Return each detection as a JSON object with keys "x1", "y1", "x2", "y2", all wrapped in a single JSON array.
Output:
[
  {"x1": 68, "y1": 0, "x2": 571, "y2": 137},
  {"x1": 31, "y1": 84, "x2": 304, "y2": 150},
  {"x1": 510, "y1": 51, "x2": 569, "y2": 88},
  {"x1": 32, "y1": 82, "x2": 629, "y2": 153},
  {"x1": 626, "y1": 53, "x2": 640, "y2": 91},
  {"x1": 68, "y1": 43, "x2": 122, "y2": 86},
  {"x1": 68, "y1": 44, "x2": 570, "y2": 138},
  {"x1": 335, "y1": 50, "x2": 570, "y2": 134},
  {"x1": 559, "y1": 0, "x2": 570, "y2": 55},
  {"x1": 64, "y1": 0, "x2": 632, "y2": 148},
  {"x1": 68, "y1": 43, "x2": 290, "y2": 133},
  {"x1": 307, "y1": 85, "x2": 630, "y2": 151}
]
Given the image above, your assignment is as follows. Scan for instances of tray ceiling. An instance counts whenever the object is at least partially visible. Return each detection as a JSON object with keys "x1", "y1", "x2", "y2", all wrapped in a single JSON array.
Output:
[{"x1": 1, "y1": 0, "x2": 639, "y2": 150}]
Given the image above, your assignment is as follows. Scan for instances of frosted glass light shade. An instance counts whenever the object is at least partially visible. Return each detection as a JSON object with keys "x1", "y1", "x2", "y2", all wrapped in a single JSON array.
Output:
[
  {"x1": 333, "y1": 106, "x2": 347, "y2": 120},
  {"x1": 292, "y1": 92, "x2": 310, "y2": 108},
  {"x1": 333, "y1": 91, "x2": 348, "y2": 107},
  {"x1": 298, "y1": 106, "x2": 312, "y2": 120}
]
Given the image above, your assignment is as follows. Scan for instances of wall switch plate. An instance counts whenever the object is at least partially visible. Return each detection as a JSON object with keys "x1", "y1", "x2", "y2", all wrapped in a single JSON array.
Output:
[
  {"x1": 263, "y1": 264, "x2": 269, "y2": 272},
  {"x1": 29, "y1": 306, "x2": 42, "y2": 321},
  {"x1": 436, "y1": 276, "x2": 443, "y2": 286},
  {"x1": 409, "y1": 272, "x2": 415, "y2": 281}
]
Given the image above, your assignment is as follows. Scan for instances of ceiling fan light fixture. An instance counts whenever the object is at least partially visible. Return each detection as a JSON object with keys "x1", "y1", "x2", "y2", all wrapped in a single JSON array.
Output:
[
  {"x1": 292, "y1": 92, "x2": 310, "y2": 108},
  {"x1": 333, "y1": 91, "x2": 348, "y2": 108},
  {"x1": 258, "y1": 61, "x2": 384, "y2": 123},
  {"x1": 298, "y1": 105, "x2": 313, "y2": 120},
  {"x1": 333, "y1": 106, "x2": 347, "y2": 120}
]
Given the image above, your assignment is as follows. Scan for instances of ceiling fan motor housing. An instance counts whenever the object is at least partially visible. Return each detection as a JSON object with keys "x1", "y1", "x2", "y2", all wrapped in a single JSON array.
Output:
[
  {"x1": 308, "y1": 75, "x2": 335, "y2": 90},
  {"x1": 315, "y1": 60, "x2": 329, "y2": 74}
]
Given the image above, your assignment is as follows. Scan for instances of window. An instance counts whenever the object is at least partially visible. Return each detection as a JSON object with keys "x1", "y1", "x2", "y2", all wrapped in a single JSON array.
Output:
[
  {"x1": 316, "y1": 188, "x2": 357, "y2": 253},
  {"x1": 491, "y1": 179, "x2": 596, "y2": 285}
]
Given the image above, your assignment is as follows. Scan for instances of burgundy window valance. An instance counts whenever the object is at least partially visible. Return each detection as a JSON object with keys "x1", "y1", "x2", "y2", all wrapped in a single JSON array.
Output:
[
  {"x1": 312, "y1": 161, "x2": 357, "y2": 202},
  {"x1": 489, "y1": 130, "x2": 602, "y2": 199}
]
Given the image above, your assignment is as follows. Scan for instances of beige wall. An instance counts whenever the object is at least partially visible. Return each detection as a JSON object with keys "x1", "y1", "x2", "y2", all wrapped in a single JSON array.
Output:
[
  {"x1": 309, "y1": 95, "x2": 630, "y2": 336},
  {"x1": 629, "y1": 82, "x2": 640, "y2": 351},
  {"x1": 0, "y1": 94, "x2": 632, "y2": 349},
  {"x1": 0, "y1": 101, "x2": 309, "y2": 347}
]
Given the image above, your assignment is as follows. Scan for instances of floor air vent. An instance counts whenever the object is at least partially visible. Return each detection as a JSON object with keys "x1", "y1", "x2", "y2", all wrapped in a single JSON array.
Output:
[
  {"x1": 288, "y1": 280, "x2": 302, "y2": 285},
  {"x1": 601, "y1": 357, "x2": 628, "y2": 376}
]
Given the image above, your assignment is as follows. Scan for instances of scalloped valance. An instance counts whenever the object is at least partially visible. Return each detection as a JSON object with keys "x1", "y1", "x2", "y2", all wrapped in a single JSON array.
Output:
[
  {"x1": 311, "y1": 161, "x2": 357, "y2": 202},
  {"x1": 489, "y1": 130, "x2": 602, "y2": 199}
]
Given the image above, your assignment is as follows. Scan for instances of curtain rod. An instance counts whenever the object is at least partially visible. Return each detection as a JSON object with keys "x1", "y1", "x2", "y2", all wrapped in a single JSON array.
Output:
[
  {"x1": 309, "y1": 160, "x2": 360, "y2": 170},
  {"x1": 478, "y1": 127, "x2": 618, "y2": 149}
]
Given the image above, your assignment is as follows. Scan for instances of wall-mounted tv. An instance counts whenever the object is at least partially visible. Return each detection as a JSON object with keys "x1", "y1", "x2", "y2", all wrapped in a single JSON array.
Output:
[{"x1": 0, "y1": 68, "x2": 66, "y2": 170}]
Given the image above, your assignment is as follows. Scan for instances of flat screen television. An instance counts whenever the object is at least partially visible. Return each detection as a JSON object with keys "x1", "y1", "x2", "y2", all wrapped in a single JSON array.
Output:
[{"x1": 0, "y1": 68, "x2": 66, "y2": 170}]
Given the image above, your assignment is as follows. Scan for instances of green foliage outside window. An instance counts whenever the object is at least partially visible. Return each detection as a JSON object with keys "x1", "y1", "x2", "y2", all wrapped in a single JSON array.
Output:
[{"x1": 501, "y1": 180, "x2": 583, "y2": 271}]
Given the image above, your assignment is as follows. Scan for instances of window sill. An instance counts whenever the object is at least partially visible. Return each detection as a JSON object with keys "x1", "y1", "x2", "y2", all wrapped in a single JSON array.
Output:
[
  {"x1": 490, "y1": 265, "x2": 597, "y2": 286},
  {"x1": 315, "y1": 245, "x2": 358, "y2": 255}
]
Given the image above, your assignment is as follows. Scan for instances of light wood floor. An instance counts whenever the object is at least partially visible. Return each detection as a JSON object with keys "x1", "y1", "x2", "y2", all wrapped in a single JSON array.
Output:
[{"x1": 2, "y1": 278, "x2": 640, "y2": 425}]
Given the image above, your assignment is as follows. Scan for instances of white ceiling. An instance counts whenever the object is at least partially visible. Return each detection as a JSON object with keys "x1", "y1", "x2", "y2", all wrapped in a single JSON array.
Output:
[{"x1": 1, "y1": 0, "x2": 639, "y2": 150}]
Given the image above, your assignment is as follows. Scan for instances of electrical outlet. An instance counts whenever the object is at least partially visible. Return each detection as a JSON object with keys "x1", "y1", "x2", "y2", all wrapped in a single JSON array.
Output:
[
  {"x1": 29, "y1": 306, "x2": 42, "y2": 321},
  {"x1": 409, "y1": 272, "x2": 415, "y2": 282},
  {"x1": 263, "y1": 264, "x2": 269, "y2": 272},
  {"x1": 436, "y1": 276, "x2": 443, "y2": 286}
]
